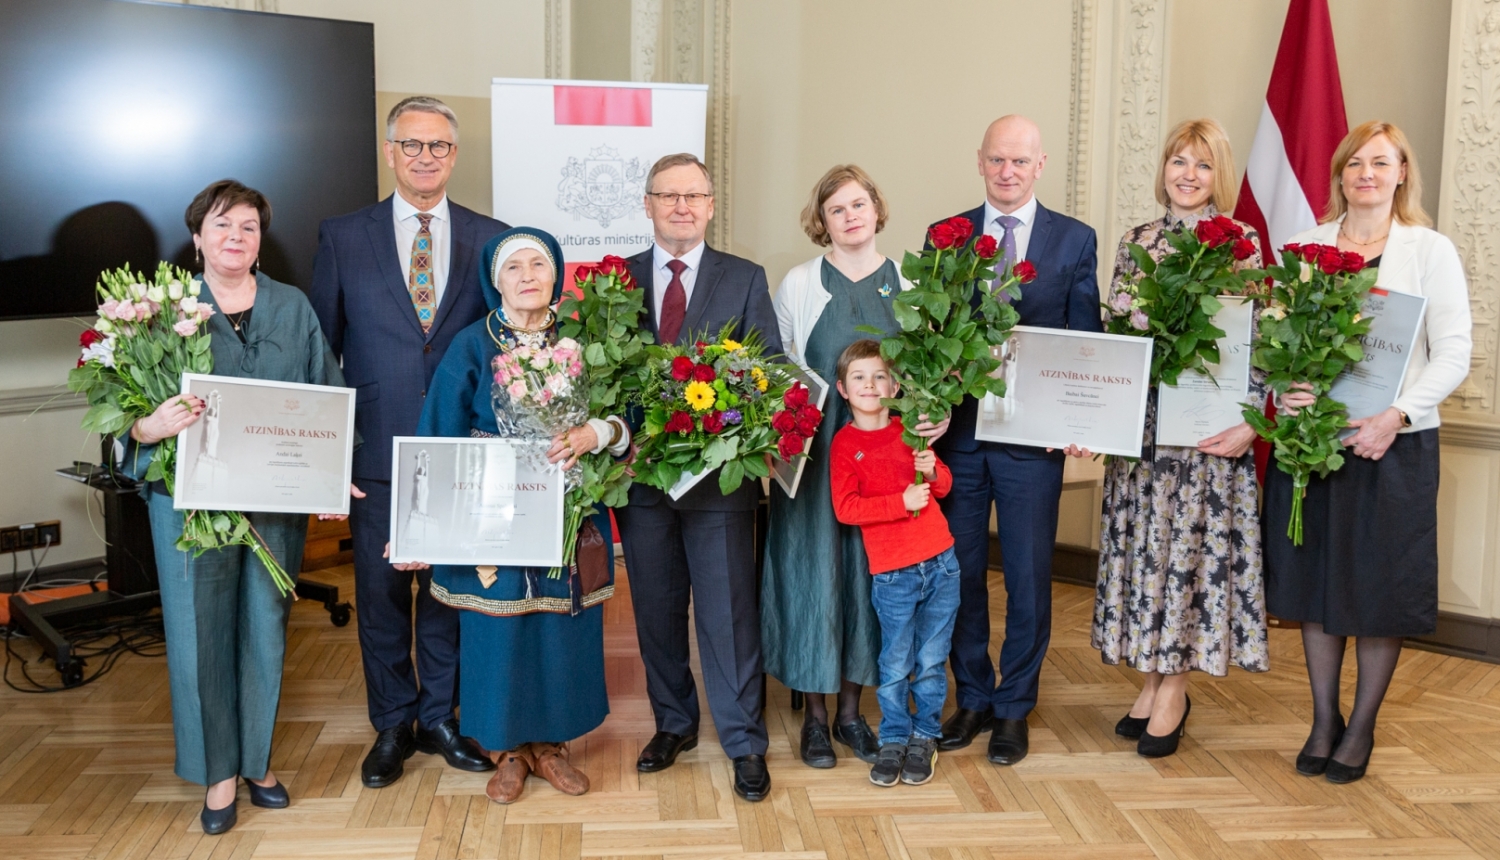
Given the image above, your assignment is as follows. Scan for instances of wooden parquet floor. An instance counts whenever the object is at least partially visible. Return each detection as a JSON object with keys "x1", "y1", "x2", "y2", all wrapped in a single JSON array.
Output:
[{"x1": 7, "y1": 565, "x2": 1500, "y2": 859}]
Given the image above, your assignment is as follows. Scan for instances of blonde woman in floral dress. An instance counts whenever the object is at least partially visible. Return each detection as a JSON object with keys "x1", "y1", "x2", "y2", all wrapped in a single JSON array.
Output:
[{"x1": 1091, "y1": 119, "x2": 1269, "y2": 758}]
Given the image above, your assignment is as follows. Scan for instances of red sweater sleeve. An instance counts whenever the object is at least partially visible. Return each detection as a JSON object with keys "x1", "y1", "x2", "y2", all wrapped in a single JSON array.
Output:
[
  {"x1": 830, "y1": 434, "x2": 909, "y2": 526},
  {"x1": 929, "y1": 456, "x2": 953, "y2": 499}
]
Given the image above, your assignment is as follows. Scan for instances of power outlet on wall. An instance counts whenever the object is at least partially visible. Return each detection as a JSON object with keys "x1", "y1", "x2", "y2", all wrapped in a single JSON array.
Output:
[{"x1": 0, "y1": 521, "x2": 60, "y2": 554}]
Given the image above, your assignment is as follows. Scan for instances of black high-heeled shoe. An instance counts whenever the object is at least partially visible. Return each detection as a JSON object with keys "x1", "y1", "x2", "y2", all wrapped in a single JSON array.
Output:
[
  {"x1": 1325, "y1": 739, "x2": 1372, "y2": 785},
  {"x1": 1137, "y1": 696, "x2": 1190, "y2": 758},
  {"x1": 1295, "y1": 715, "x2": 1346, "y2": 777},
  {"x1": 1115, "y1": 713, "x2": 1150, "y2": 739},
  {"x1": 200, "y1": 786, "x2": 238, "y2": 835},
  {"x1": 247, "y1": 777, "x2": 289, "y2": 809}
]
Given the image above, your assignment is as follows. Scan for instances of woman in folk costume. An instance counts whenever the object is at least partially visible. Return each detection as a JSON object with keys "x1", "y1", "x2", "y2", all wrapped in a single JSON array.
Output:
[{"x1": 400, "y1": 227, "x2": 630, "y2": 803}]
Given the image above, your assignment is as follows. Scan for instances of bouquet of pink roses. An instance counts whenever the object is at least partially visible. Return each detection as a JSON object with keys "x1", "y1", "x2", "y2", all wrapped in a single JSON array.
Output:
[{"x1": 68, "y1": 263, "x2": 296, "y2": 596}]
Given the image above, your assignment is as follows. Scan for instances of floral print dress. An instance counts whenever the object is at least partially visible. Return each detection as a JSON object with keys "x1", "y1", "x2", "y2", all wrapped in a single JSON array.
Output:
[{"x1": 1090, "y1": 208, "x2": 1270, "y2": 676}]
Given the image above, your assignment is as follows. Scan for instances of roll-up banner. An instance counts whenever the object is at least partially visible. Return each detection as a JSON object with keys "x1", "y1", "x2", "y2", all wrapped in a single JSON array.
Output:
[{"x1": 490, "y1": 78, "x2": 709, "y2": 284}]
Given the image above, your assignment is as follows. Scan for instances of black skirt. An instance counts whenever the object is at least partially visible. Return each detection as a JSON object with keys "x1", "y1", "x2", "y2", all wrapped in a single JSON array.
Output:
[{"x1": 1263, "y1": 429, "x2": 1440, "y2": 637}]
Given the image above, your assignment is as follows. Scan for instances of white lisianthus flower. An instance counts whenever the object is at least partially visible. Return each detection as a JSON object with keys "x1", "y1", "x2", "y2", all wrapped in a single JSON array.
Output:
[
  {"x1": 188, "y1": 279, "x2": 202, "y2": 297},
  {"x1": 97, "y1": 318, "x2": 114, "y2": 334},
  {"x1": 168, "y1": 281, "x2": 184, "y2": 301},
  {"x1": 130, "y1": 282, "x2": 148, "y2": 299},
  {"x1": 147, "y1": 284, "x2": 166, "y2": 304},
  {"x1": 180, "y1": 296, "x2": 199, "y2": 314}
]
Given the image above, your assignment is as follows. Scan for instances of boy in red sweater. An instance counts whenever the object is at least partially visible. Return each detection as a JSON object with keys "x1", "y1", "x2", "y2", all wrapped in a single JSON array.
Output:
[{"x1": 829, "y1": 340, "x2": 959, "y2": 787}]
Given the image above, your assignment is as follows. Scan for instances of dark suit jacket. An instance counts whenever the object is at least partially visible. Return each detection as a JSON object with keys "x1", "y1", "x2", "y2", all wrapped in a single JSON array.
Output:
[
  {"x1": 932, "y1": 200, "x2": 1103, "y2": 456},
  {"x1": 310, "y1": 196, "x2": 509, "y2": 481},
  {"x1": 625, "y1": 244, "x2": 783, "y2": 512}
]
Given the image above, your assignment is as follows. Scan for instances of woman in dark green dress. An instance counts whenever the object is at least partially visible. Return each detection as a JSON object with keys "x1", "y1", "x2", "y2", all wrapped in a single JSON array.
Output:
[{"x1": 762, "y1": 165, "x2": 946, "y2": 768}]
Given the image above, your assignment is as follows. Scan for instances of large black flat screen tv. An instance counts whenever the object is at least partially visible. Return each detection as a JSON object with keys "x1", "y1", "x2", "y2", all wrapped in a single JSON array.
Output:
[{"x1": 0, "y1": 0, "x2": 376, "y2": 320}]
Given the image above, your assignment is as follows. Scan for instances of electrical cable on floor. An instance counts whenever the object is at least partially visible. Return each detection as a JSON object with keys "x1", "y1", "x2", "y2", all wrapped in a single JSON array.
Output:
[{"x1": 2, "y1": 603, "x2": 164, "y2": 694}]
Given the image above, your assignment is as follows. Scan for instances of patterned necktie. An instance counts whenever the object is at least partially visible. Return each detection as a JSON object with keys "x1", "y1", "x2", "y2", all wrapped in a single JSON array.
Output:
[
  {"x1": 995, "y1": 214, "x2": 1021, "y2": 279},
  {"x1": 659, "y1": 258, "x2": 688, "y2": 344},
  {"x1": 408, "y1": 212, "x2": 436, "y2": 332}
]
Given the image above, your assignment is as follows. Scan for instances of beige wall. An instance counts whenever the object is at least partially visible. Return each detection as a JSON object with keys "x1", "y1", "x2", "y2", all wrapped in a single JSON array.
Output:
[
  {"x1": 726, "y1": 0, "x2": 1076, "y2": 287},
  {"x1": 1168, "y1": 0, "x2": 1451, "y2": 222}
]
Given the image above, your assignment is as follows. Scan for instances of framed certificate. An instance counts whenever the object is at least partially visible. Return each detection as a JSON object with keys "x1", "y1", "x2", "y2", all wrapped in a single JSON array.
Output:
[
  {"x1": 1330, "y1": 288, "x2": 1427, "y2": 438},
  {"x1": 173, "y1": 373, "x2": 355, "y2": 514},
  {"x1": 771, "y1": 365, "x2": 830, "y2": 499},
  {"x1": 388, "y1": 437, "x2": 564, "y2": 566},
  {"x1": 1155, "y1": 297, "x2": 1254, "y2": 447},
  {"x1": 973, "y1": 326, "x2": 1154, "y2": 458}
]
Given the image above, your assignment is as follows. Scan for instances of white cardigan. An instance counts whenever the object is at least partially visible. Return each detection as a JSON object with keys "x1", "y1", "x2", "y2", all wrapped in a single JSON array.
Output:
[
  {"x1": 1289, "y1": 219, "x2": 1473, "y2": 432},
  {"x1": 774, "y1": 255, "x2": 912, "y2": 371}
]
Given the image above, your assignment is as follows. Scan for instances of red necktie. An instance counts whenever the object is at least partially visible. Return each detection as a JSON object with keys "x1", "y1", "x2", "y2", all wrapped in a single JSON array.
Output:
[{"x1": 659, "y1": 258, "x2": 688, "y2": 344}]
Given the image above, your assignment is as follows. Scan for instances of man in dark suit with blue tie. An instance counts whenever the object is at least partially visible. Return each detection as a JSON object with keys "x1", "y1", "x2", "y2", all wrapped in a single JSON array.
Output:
[
  {"x1": 615, "y1": 153, "x2": 780, "y2": 802},
  {"x1": 310, "y1": 97, "x2": 505, "y2": 788},
  {"x1": 932, "y1": 116, "x2": 1102, "y2": 766}
]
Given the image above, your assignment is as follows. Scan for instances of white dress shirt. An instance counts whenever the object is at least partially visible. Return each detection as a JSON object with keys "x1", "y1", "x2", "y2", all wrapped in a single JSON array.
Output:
[
  {"x1": 393, "y1": 192, "x2": 452, "y2": 307},
  {"x1": 651, "y1": 240, "x2": 708, "y2": 323},
  {"x1": 983, "y1": 194, "x2": 1040, "y2": 261}
]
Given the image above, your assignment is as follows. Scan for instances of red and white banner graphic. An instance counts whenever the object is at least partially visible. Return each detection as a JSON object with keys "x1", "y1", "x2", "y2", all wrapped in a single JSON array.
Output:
[
  {"x1": 1234, "y1": 0, "x2": 1349, "y2": 261},
  {"x1": 490, "y1": 78, "x2": 708, "y2": 282}
]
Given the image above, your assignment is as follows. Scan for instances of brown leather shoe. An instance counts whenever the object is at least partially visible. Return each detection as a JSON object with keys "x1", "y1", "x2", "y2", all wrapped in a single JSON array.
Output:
[
  {"x1": 531, "y1": 742, "x2": 590, "y2": 796},
  {"x1": 485, "y1": 746, "x2": 533, "y2": 804}
]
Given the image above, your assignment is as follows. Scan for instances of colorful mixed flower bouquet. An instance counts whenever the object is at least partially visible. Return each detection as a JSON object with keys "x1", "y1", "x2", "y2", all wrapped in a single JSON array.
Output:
[
  {"x1": 68, "y1": 264, "x2": 296, "y2": 596},
  {"x1": 866, "y1": 216, "x2": 1032, "y2": 462},
  {"x1": 632, "y1": 326, "x2": 819, "y2": 496},
  {"x1": 1104, "y1": 214, "x2": 1258, "y2": 386},
  {"x1": 1241, "y1": 243, "x2": 1375, "y2": 545}
]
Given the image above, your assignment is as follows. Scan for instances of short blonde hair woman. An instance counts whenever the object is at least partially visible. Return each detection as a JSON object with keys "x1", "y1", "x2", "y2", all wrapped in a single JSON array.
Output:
[
  {"x1": 1092, "y1": 118, "x2": 1269, "y2": 760},
  {"x1": 1268, "y1": 121, "x2": 1471, "y2": 785},
  {"x1": 763, "y1": 164, "x2": 943, "y2": 771}
]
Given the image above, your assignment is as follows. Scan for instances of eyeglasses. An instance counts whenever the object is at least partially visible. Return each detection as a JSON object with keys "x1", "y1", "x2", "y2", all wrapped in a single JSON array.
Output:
[
  {"x1": 391, "y1": 138, "x2": 454, "y2": 158},
  {"x1": 648, "y1": 192, "x2": 713, "y2": 207}
]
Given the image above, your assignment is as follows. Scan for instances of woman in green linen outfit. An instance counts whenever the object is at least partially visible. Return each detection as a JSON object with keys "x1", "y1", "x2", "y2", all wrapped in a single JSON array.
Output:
[
  {"x1": 125, "y1": 180, "x2": 350, "y2": 836},
  {"x1": 762, "y1": 165, "x2": 947, "y2": 768}
]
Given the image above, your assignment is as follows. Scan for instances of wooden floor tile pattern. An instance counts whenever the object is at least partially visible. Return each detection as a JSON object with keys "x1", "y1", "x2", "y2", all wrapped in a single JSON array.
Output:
[{"x1": 5, "y1": 564, "x2": 1500, "y2": 859}]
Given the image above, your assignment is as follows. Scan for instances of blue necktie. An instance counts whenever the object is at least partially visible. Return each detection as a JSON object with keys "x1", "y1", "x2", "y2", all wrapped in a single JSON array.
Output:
[{"x1": 994, "y1": 214, "x2": 1021, "y2": 279}]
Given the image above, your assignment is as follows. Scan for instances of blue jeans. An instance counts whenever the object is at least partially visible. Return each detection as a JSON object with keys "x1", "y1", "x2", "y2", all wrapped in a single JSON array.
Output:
[{"x1": 869, "y1": 546, "x2": 962, "y2": 745}]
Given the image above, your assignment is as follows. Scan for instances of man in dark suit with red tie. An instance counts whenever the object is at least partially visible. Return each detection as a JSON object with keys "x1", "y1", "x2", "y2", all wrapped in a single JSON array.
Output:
[
  {"x1": 310, "y1": 97, "x2": 505, "y2": 788},
  {"x1": 616, "y1": 153, "x2": 781, "y2": 802},
  {"x1": 931, "y1": 116, "x2": 1102, "y2": 767}
]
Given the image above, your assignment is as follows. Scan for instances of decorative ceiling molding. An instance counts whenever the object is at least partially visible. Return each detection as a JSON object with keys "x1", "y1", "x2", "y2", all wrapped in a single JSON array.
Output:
[{"x1": 1440, "y1": 0, "x2": 1500, "y2": 414}]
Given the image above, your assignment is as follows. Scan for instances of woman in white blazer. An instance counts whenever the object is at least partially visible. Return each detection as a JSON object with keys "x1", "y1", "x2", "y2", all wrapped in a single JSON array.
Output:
[
  {"x1": 760, "y1": 165, "x2": 944, "y2": 768},
  {"x1": 1271, "y1": 121, "x2": 1472, "y2": 785}
]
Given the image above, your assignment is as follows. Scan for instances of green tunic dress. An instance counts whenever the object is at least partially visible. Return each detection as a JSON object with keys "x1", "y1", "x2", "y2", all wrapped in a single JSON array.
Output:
[{"x1": 761, "y1": 257, "x2": 899, "y2": 692}]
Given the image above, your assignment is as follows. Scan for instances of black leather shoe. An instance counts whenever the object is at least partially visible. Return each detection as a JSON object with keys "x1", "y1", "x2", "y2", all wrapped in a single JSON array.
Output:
[
  {"x1": 201, "y1": 793, "x2": 238, "y2": 835},
  {"x1": 1115, "y1": 713, "x2": 1150, "y2": 740},
  {"x1": 938, "y1": 707, "x2": 994, "y2": 751},
  {"x1": 732, "y1": 754, "x2": 771, "y2": 802},
  {"x1": 246, "y1": 778, "x2": 289, "y2": 809},
  {"x1": 637, "y1": 731, "x2": 698, "y2": 772},
  {"x1": 1325, "y1": 739, "x2": 1372, "y2": 785},
  {"x1": 800, "y1": 721, "x2": 836, "y2": 768},
  {"x1": 832, "y1": 716, "x2": 880, "y2": 764},
  {"x1": 415, "y1": 718, "x2": 494, "y2": 773},
  {"x1": 988, "y1": 718, "x2": 1029, "y2": 766},
  {"x1": 1295, "y1": 715, "x2": 1346, "y2": 777},
  {"x1": 361, "y1": 724, "x2": 416, "y2": 788},
  {"x1": 1137, "y1": 696, "x2": 1191, "y2": 759}
]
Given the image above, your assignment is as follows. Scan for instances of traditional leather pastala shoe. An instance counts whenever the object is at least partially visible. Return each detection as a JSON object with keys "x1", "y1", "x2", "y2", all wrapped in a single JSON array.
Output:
[
  {"x1": 637, "y1": 731, "x2": 698, "y2": 772},
  {"x1": 362, "y1": 724, "x2": 416, "y2": 788},
  {"x1": 988, "y1": 718, "x2": 1029, "y2": 766},
  {"x1": 415, "y1": 718, "x2": 494, "y2": 772},
  {"x1": 732, "y1": 754, "x2": 771, "y2": 802},
  {"x1": 486, "y1": 747, "x2": 533, "y2": 804},
  {"x1": 532, "y1": 742, "x2": 590, "y2": 795},
  {"x1": 938, "y1": 707, "x2": 993, "y2": 751}
]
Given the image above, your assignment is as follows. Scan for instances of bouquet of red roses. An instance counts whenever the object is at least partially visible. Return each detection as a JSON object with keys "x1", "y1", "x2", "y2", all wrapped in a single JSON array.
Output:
[
  {"x1": 1241, "y1": 243, "x2": 1375, "y2": 545},
  {"x1": 633, "y1": 326, "x2": 820, "y2": 495},
  {"x1": 863, "y1": 216, "x2": 1032, "y2": 461},
  {"x1": 1104, "y1": 214, "x2": 1259, "y2": 386}
]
